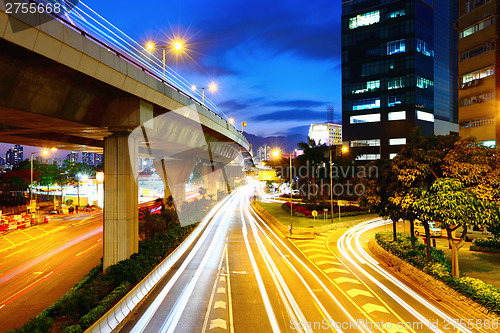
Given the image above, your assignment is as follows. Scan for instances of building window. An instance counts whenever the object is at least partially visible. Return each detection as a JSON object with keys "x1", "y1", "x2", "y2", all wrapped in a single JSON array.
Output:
[
  {"x1": 459, "y1": 91, "x2": 494, "y2": 107},
  {"x1": 388, "y1": 111, "x2": 406, "y2": 121},
  {"x1": 416, "y1": 76, "x2": 434, "y2": 89},
  {"x1": 459, "y1": 16, "x2": 495, "y2": 39},
  {"x1": 352, "y1": 80, "x2": 380, "y2": 94},
  {"x1": 349, "y1": 10, "x2": 380, "y2": 29},
  {"x1": 388, "y1": 77, "x2": 404, "y2": 90},
  {"x1": 387, "y1": 39, "x2": 405, "y2": 55},
  {"x1": 356, "y1": 154, "x2": 380, "y2": 161},
  {"x1": 350, "y1": 139, "x2": 380, "y2": 147},
  {"x1": 460, "y1": 117, "x2": 494, "y2": 129},
  {"x1": 482, "y1": 140, "x2": 496, "y2": 147},
  {"x1": 416, "y1": 39, "x2": 434, "y2": 57},
  {"x1": 389, "y1": 138, "x2": 407, "y2": 145},
  {"x1": 460, "y1": 66, "x2": 494, "y2": 87},
  {"x1": 459, "y1": 42, "x2": 494, "y2": 62},
  {"x1": 465, "y1": 0, "x2": 491, "y2": 13},
  {"x1": 388, "y1": 95, "x2": 404, "y2": 107},
  {"x1": 350, "y1": 114, "x2": 381, "y2": 124},
  {"x1": 389, "y1": 9, "x2": 405, "y2": 18},
  {"x1": 353, "y1": 98, "x2": 380, "y2": 110},
  {"x1": 389, "y1": 153, "x2": 397, "y2": 159},
  {"x1": 416, "y1": 110, "x2": 434, "y2": 122}
]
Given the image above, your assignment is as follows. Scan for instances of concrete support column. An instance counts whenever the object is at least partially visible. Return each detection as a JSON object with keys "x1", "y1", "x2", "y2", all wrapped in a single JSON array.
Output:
[
  {"x1": 165, "y1": 159, "x2": 196, "y2": 209},
  {"x1": 198, "y1": 165, "x2": 223, "y2": 199},
  {"x1": 152, "y1": 159, "x2": 172, "y2": 203},
  {"x1": 103, "y1": 132, "x2": 138, "y2": 270}
]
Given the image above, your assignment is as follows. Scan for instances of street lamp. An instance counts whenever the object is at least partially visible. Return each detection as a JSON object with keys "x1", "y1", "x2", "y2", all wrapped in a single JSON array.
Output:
[
  {"x1": 30, "y1": 148, "x2": 57, "y2": 218},
  {"x1": 329, "y1": 145, "x2": 348, "y2": 223},
  {"x1": 272, "y1": 149, "x2": 294, "y2": 236},
  {"x1": 191, "y1": 83, "x2": 217, "y2": 106},
  {"x1": 146, "y1": 40, "x2": 184, "y2": 81},
  {"x1": 241, "y1": 121, "x2": 247, "y2": 134},
  {"x1": 228, "y1": 118, "x2": 234, "y2": 125}
]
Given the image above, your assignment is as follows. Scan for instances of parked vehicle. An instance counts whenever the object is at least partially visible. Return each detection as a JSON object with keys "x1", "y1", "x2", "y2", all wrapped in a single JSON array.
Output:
[
  {"x1": 414, "y1": 220, "x2": 442, "y2": 237},
  {"x1": 453, "y1": 225, "x2": 492, "y2": 241}
]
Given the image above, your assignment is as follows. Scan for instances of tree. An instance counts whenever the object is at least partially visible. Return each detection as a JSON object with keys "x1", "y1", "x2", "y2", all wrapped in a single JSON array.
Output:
[{"x1": 413, "y1": 178, "x2": 498, "y2": 277}]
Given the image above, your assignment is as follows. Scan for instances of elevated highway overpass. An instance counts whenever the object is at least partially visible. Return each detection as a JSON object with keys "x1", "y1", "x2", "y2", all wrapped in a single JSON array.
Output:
[{"x1": 0, "y1": 4, "x2": 253, "y2": 269}]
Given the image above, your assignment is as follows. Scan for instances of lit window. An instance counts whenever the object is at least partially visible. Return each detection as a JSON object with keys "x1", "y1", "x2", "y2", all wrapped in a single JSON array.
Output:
[
  {"x1": 460, "y1": 16, "x2": 495, "y2": 39},
  {"x1": 352, "y1": 80, "x2": 380, "y2": 94},
  {"x1": 416, "y1": 110, "x2": 434, "y2": 122},
  {"x1": 389, "y1": 153, "x2": 397, "y2": 159},
  {"x1": 350, "y1": 139, "x2": 380, "y2": 147},
  {"x1": 356, "y1": 154, "x2": 380, "y2": 161},
  {"x1": 388, "y1": 77, "x2": 404, "y2": 90},
  {"x1": 349, "y1": 11, "x2": 380, "y2": 29},
  {"x1": 416, "y1": 39, "x2": 434, "y2": 57},
  {"x1": 389, "y1": 138, "x2": 407, "y2": 145},
  {"x1": 460, "y1": 66, "x2": 494, "y2": 85},
  {"x1": 350, "y1": 114, "x2": 381, "y2": 124},
  {"x1": 388, "y1": 95, "x2": 404, "y2": 107},
  {"x1": 353, "y1": 98, "x2": 380, "y2": 110},
  {"x1": 389, "y1": 9, "x2": 405, "y2": 18},
  {"x1": 388, "y1": 111, "x2": 406, "y2": 121},
  {"x1": 482, "y1": 140, "x2": 496, "y2": 147},
  {"x1": 387, "y1": 39, "x2": 405, "y2": 55},
  {"x1": 416, "y1": 76, "x2": 434, "y2": 89}
]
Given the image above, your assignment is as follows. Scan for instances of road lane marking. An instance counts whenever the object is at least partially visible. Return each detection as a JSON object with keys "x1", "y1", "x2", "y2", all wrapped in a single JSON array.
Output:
[
  {"x1": 309, "y1": 254, "x2": 332, "y2": 259},
  {"x1": 346, "y1": 289, "x2": 373, "y2": 298},
  {"x1": 209, "y1": 319, "x2": 227, "y2": 329},
  {"x1": 214, "y1": 301, "x2": 226, "y2": 309},
  {"x1": 217, "y1": 287, "x2": 226, "y2": 294},
  {"x1": 76, "y1": 242, "x2": 100, "y2": 256},
  {"x1": 334, "y1": 277, "x2": 360, "y2": 284},
  {"x1": 361, "y1": 303, "x2": 390, "y2": 314},
  {"x1": 225, "y1": 241, "x2": 234, "y2": 333},
  {"x1": 324, "y1": 268, "x2": 349, "y2": 274},
  {"x1": 303, "y1": 248, "x2": 331, "y2": 254},
  {"x1": 315, "y1": 260, "x2": 341, "y2": 266}
]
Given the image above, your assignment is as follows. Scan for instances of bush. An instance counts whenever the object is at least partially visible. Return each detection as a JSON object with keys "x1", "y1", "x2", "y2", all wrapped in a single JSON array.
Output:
[
  {"x1": 474, "y1": 238, "x2": 500, "y2": 249},
  {"x1": 282, "y1": 202, "x2": 367, "y2": 219},
  {"x1": 376, "y1": 231, "x2": 500, "y2": 314},
  {"x1": 62, "y1": 325, "x2": 82, "y2": 333},
  {"x1": 9, "y1": 314, "x2": 53, "y2": 333}
]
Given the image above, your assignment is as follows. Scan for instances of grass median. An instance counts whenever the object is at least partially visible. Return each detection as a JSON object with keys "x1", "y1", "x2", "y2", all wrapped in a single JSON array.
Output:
[{"x1": 258, "y1": 202, "x2": 378, "y2": 228}]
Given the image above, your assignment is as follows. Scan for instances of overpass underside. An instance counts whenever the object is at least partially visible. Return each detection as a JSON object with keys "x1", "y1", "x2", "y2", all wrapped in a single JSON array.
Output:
[{"x1": 0, "y1": 10, "x2": 251, "y2": 269}]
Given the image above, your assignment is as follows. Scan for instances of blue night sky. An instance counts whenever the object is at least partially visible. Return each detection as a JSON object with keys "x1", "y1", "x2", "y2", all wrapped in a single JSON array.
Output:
[{"x1": 84, "y1": 0, "x2": 342, "y2": 137}]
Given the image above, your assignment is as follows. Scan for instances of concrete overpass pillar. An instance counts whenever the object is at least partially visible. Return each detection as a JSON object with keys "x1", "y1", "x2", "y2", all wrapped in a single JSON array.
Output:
[
  {"x1": 152, "y1": 159, "x2": 172, "y2": 203},
  {"x1": 198, "y1": 165, "x2": 223, "y2": 200},
  {"x1": 165, "y1": 159, "x2": 196, "y2": 209},
  {"x1": 103, "y1": 132, "x2": 138, "y2": 270}
]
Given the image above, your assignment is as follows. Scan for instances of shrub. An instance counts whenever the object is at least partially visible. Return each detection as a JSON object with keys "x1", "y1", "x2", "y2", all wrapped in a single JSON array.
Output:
[
  {"x1": 9, "y1": 314, "x2": 53, "y2": 333},
  {"x1": 474, "y1": 238, "x2": 500, "y2": 249},
  {"x1": 62, "y1": 325, "x2": 82, "y2": 333}
]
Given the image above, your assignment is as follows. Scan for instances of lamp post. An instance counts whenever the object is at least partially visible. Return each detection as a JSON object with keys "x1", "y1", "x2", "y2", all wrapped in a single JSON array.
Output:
[
  {"x1": 272, "y1": 149, "x2": 294, "y2": 236},
  {"x1": 329, "y1": 145, "x2": 348, "y2": 223},
  {"x1": 191, "y1": 84, "x2": 217, "y2": 106},
  {"x1": 30, "y1": 148, "x2": 57, "y2": 218},
  {"x1": 146, "y1": 40, "x2": 183, "y2": 81}
]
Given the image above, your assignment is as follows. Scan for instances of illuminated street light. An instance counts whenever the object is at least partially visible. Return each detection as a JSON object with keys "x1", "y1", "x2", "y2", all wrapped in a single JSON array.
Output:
[
  {"x1": 191, "y1": 83, "x2": 217, "y2": 106},
  {"x1": 145, "y1": 40, "x2": 184, "y2": 81},
  {"x1": 329, "y1": 145, "x2": 349, "y2": 223},
  {"x1": 272, "y1": 149, "x2": 294, "y2": 236},
  {"x1": 30, "y1": 148, "x2": 57, "y2": 219},
  {"x1": 228, "y1": 118, "x2": 235, "y2": 124}
]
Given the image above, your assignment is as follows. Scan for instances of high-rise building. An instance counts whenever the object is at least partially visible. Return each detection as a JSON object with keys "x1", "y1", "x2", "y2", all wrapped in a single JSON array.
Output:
[
  {"x1": 82, "y1": 152, "x2": 94, "y2": 165},
  {"x1": 5, "y1": 144, "x2": 23, "y2": 167},
  {"x1": 342, "y1": 0, "x2": 459, "y2": 160},
  {"x1": 94, "y1": 153, "x2": 103, "y2": 166},
  {"x1": 457, "y1": 0, "x2": 498, "y2": 147},
  {"x1": 256, "y1": 145, "x2": 272, "y2": 163},
  {"x1": 308, "y1": 123, "x2": 342, "y2": 146},
  {"x1": 66, "y1": 152, "x2": 79, "y2": 164}
]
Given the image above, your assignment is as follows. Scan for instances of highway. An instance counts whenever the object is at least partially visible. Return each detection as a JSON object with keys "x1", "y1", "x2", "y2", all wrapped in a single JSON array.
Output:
[
  {"x1": 120, "y1": 185, "x2": 499, "y2": 333},
  {"x1": 0, "y1": 212, "x2": 103, "y2": 332}
]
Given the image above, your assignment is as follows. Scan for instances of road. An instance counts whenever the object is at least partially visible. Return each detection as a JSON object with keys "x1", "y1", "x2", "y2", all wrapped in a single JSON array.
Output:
[
  {"x1": 0, "y1": 212, "x2": 103, "y2": 332},
  {"x1": 120, "y1": 184, "x2": 499, "y2": 333}
]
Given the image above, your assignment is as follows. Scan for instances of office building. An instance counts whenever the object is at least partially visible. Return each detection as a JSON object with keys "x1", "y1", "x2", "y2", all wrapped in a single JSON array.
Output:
[
  {"x1": 256, "y1": 145, "x2": 272, "y2": 163},
  {"x1": 94, "y1": 153, "x2": 103, "y2": 166},
  {"x1": 5, "y1": 144, "x2": 23, "y2": 167},
  {"x1": 342, "y1": 0, "x2": 458, "y2": 160},
  {"x1": 66, "y1": 152, "x2": 79, "y2": 164},
  {"x1": 308, "y1": 123, "x2": 342, "y2": 146},
  {"x1": 457, "y1": 0, "x2": 498, "y2": 147},
  {"x1": 82, "y1": 152, "x2": 94, "y2": 166}
]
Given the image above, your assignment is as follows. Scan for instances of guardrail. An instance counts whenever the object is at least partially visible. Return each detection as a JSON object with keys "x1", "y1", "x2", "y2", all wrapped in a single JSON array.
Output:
[{"x1": 85, "y1": 195, "x2": 232, "y2": 333}]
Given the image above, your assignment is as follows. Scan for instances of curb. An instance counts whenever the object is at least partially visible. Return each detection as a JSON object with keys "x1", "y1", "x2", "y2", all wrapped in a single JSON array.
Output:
[{"x1": 367, "y1": 240, "x2": 499, "y2": 320}]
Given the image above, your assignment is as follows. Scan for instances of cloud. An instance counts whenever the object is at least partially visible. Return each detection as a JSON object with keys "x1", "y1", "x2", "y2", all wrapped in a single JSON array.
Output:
[
  {"x1": 265, "y1": 99, "x2": 327, "y2": 108},
  {"x1": 251, "y1": 109, "x2": 326, "y2": 122}
]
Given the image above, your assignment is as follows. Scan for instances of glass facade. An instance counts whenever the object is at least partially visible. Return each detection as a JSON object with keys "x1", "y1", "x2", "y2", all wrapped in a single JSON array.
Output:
[{"x1": 342, "y1": 0, "x2": 457, "y2": 160}]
